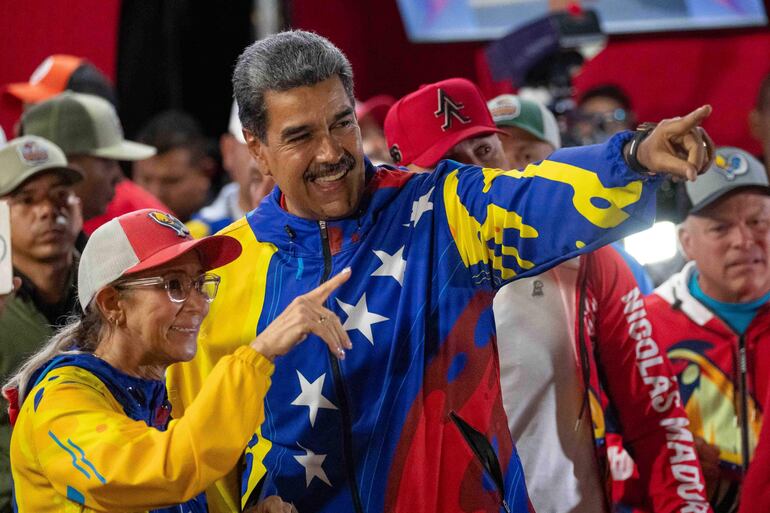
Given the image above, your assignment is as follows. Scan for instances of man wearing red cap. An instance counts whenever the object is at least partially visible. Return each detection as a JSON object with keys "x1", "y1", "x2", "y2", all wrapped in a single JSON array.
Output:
[
  {"x1": 384, "y1": 77, "x2": 711, "y2": 513},
  {"x1": 168, "y1": 31, "x2": 713, "y2": 513},
  {"x1": 385, "y1": 79, "x2": 508, "y2": 171}
]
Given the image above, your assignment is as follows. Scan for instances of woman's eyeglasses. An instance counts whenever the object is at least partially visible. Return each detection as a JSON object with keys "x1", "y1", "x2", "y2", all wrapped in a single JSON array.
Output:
[{"x1": 115, "y1": 272, "x2": 221, "y2": 303}]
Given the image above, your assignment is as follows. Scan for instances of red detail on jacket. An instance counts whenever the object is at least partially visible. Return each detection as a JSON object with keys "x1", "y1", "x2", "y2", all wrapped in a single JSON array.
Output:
[{"x1": 384, "y1": 290, "x2": 526, "y2": 513}]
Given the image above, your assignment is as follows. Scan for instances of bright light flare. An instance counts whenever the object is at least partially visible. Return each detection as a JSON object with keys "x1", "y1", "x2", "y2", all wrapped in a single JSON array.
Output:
[{"x1": 622, "y1": 221, "x2": 678, "y2": 265}]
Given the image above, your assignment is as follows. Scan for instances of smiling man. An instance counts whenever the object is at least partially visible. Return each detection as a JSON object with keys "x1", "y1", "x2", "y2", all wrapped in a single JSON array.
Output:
[
  {"x1": 166, "y1": 30, "x2": 714, "y2": 513},
  {"x1": 645, "y1": 147, "x2": 770, "y2": 513}
]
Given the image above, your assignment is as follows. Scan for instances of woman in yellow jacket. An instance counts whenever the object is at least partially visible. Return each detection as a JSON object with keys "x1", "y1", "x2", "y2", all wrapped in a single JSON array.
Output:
[{"x1": 5, "y1": 209, "x2": 351, "y2": 513}]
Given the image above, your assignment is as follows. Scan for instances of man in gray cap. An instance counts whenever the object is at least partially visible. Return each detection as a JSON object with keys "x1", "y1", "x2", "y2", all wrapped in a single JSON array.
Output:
[
  {"x1": 645, "y1": 147, "x2": 770, "y2": 513},
  {"x1": 0, "y1": 135, "x2": 83, "y2": 512},
  {"x1": 21, "y1": 91, "x2": 156, "y2": 224}
]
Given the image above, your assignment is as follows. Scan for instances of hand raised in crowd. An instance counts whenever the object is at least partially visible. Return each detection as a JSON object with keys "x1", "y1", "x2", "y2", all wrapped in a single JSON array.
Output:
[
  {"x1": 250, "y1": 268, "x2": 353, "y2": 361},
  {"x1": 635, "y1": 105, "x2": 715, "y2": 180},
  {"x1": 245, "y1": 495, "x2": 298, "y2": 513}
]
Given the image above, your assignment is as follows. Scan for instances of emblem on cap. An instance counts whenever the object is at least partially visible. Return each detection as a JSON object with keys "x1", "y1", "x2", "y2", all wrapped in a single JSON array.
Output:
[
  {"x1": 16, "y1": 141, "x2": 49, "y2": 166},
  {"x1": 435, "y1": 89, "x2": 471, "y2": 131},
  {"x1": 148, "y1": 211, "x2": 191, "y2": 238},
  {"x1": 29, "y1": 57, "x2": 54, "y2": 86},
  {"x1": 390, "y1": 144, "x2": 403, "y2": 164},
  {"x1": 714, "y1": 152, "x2": 749, "y2": 181},
  {"x1": 490, "y1": 98, "x2": 521, "y2": 120}
]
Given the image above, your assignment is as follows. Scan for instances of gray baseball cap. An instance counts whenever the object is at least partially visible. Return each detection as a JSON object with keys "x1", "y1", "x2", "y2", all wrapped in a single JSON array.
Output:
[
  {"x1": 21, "y1": 91, "x2": 156, "y2": 161},
  {"x1": 686, "y1": 146, "x2": 770, "y2": 214},
  {"x1": 0, "y1": 136, "x2": 83, "y2": 196}
]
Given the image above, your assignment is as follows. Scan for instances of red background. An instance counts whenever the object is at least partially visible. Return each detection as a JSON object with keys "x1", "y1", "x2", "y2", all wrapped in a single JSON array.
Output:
[
  {"x1": 0, "y1": 0, "x2": 121, "y2": 139},
  {"x1": 2, "y1": 0, "x2": 770, "y2": 154}
]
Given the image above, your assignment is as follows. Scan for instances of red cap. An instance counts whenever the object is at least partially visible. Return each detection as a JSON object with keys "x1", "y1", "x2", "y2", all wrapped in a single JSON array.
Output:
[
  {"x1": 384, "y1": 78, "x2": 503, "y2": 167},
  {"x1": 6, "y1": 55, "x2": 84, "y2": 104},
  {"x1": 355, "y1": 95, "x2": 395, "y2": 127},
  {"x1": 78, "y1": 209, "x2": 242, "y2": 310}
]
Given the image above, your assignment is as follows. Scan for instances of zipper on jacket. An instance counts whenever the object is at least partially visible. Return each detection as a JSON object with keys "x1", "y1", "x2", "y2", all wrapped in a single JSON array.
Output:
[
  {"x1": 737, "y1": 335, "x2": 751, "y2": 474},
  {"x1": 448, "y1": 411, "x2": 511, "y2": 513},
  {"x1": 319, "y1": 220, "x2": 365, "y2": 513},
  {"x1": 675, "y1": 287, "x2": 755, "y2": 476}
]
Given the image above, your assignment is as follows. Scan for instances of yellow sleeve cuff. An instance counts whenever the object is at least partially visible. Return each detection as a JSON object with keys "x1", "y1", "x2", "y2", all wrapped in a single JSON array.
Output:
[{"x1": 232, "y1": 345, "x2": 275, "y2": 377}]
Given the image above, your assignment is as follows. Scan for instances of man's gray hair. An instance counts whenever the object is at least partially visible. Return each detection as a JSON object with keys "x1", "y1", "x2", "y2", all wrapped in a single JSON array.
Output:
[{"x1": 233, "y1": 30, "x2": 355, "y2": 142}]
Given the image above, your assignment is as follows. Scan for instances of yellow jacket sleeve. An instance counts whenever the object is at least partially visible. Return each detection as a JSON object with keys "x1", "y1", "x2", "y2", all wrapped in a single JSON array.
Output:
[{"x1": 13, "y1": 346, "x2": 273, "y2": 512}]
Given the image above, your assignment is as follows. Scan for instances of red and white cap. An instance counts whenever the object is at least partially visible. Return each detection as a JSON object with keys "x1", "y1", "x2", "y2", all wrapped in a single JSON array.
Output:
[
  {"x1": 384, "y1": 78, "x2": 503, "y2": 167},
  {"x1": 78, "y1": 209, "x2": 242, "y2": 310}
]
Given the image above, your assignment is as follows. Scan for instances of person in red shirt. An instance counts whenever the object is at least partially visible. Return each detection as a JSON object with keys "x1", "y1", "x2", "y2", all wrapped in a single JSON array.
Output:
[{"x1": 645, "y1": 147, "x2": 770, "y2": 512}]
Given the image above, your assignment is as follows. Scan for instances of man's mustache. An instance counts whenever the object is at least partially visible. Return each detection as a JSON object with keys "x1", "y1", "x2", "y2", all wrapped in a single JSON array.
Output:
[{"x1": 305, "y1": 151, "x2": 356, "y2": 180}]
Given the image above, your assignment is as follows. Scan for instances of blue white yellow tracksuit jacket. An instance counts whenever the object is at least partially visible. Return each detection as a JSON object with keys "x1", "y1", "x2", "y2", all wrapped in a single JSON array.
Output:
[
  {"x1": 166, "y1": 132, "x2": 659, "y2": 513},
  {"x1": 11, "y1": 346, "x2": 273, "y2": 512}
]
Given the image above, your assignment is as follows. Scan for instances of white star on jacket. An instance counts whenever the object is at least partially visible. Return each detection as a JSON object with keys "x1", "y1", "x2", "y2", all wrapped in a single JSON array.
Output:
[
  {"x1": 290, "y1": 371, "x2": 338, "y2": 427},
  {"x1": 336, "y1": 293, "x2": 389, "y2": 345},
  {"x1": 409, "y1": 187, "x2": 434, "y2": 227},
  {"x1": 371, "y1": 247, "x2": 406, "y2": 286},
  {"x1": 294, "y1": 444, "x2": 332, "y2": 487}
]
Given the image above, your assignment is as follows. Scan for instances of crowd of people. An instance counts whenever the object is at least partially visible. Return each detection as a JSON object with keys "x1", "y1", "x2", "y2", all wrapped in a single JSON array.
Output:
[{"x1": 0, "y1": 29, "x2": 769, "y2": 513}]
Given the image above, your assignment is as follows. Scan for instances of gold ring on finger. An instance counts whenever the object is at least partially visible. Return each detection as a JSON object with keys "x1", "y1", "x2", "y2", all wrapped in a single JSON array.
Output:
[{"x1": 318, "y1": 315, "x2": 327, "y2": 323}]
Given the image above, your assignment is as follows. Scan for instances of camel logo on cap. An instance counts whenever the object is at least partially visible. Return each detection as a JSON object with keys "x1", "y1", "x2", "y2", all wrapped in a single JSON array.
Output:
[
  {"x1": 390, "y1": 144, "x2": 403, "y2": 164},
  {"x1": 714, "y1": 152, "x2": 749, "y2": 181},
  {"x1": 17, "y1": 141, "x2": 49, "y2": 166},
  {"x1": 148, "y1": 211, "x2": 190, "y2": 238},
  {"x1": 435, "y1": 88, "x2": 471, "y2": 131}
]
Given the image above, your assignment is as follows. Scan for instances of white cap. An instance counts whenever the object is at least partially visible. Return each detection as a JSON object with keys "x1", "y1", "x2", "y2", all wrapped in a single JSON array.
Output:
[{"x1": 228, "y1": 101, "x2": 246, "y2": 144}]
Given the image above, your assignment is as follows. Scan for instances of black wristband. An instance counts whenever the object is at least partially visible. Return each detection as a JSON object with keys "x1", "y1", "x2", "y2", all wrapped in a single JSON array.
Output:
[{"x1": 625, "y1": 127, "x2": 654, "y2": 174}]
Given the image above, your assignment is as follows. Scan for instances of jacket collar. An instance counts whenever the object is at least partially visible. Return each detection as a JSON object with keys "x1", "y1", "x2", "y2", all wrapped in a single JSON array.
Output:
[
  {"x1": 29, "y1": 352, "x2": 169, "y2": 427},
  {"x1": 13, "y1": 254, "x2": 79, "y2": 329},
  {"x1": 655, "y1": 261, "x2": 717, "y2": 326}
]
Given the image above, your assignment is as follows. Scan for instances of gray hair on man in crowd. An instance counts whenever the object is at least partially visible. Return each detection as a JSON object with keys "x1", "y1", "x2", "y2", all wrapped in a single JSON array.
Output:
[{"x1": 232, "y1": 30, "x2": 355, "y2": 142}]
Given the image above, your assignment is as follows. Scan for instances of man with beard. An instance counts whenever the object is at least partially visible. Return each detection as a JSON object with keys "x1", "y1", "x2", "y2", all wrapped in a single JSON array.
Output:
[
  {"x1": 385, "y1": 77, "x2": 710, "y2": 513},
  {"x1": 645, "y1": 147, "x2": 770, "y2": 513},
  {"x1": 166, "y1": 30, "x2": 713, "y2": 513},
  {"x1": 0, "y1": 136, "x2": 83, "y2": 512}
]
